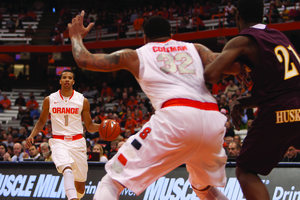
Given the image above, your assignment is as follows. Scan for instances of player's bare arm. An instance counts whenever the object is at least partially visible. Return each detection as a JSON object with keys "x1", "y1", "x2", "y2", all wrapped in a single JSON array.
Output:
[
  {"x1": 194, "y1": 43, "x2": 242, "y2": 80},
  {"x1": 204, "y1": 36, "x2": 256, "y2": 84},
  {"x1": 26, "y1": 97, "x2": 50, "y2": 148},
  {"x1": 69, "y1": 11, "x2": 140, "y2": 77},
  {"x1": 82, "y1": 98, "x2": 100, "y2": 133},
  {"x1": 194, "y1": 43, "x2": 219, "y2": 68}
]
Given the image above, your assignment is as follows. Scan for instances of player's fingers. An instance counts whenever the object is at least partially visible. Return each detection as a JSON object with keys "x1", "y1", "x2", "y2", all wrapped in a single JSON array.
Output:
[
  {"x1": 76, "y1": 14, "x2": 80, "y2": 22},
  {"x1": 25, "y1": 140, "x2": 30, "y2": 148},
  {"x1": 68, "y1": 23, "x2": 72, "y2": 28},
  {"x1": 81, "y1": 10, "x2": 85, "y2": 17},
  {"x1": 72, "y1": 17, "x2": 76, "y2": 24},
  {"x1": 86, "y1": 23, "x2": 94, "y2": 32}
]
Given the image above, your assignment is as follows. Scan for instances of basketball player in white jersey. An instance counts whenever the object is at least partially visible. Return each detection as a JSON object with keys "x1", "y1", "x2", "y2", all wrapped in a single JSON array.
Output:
[
  {"x1": 69, "y1": 12, "x2": 241, "y2": 200},
  {"x1": 25, "y1": 70, "x2": 100, "y2": 200}
]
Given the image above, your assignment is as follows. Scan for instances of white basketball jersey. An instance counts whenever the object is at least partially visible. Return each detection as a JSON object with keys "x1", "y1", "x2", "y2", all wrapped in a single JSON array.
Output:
[
  {"x1": 136, "y1": 39, "x2": 216, "y2": 110},
  {"x1": 49, "y1": 90, "x2": 84, "y2": 136}
]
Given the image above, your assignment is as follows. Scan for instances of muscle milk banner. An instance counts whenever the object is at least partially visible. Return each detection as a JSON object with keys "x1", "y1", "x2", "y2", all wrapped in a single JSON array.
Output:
[{"x1": 0, "y1": 162, "x2": 299, "y2": 200}]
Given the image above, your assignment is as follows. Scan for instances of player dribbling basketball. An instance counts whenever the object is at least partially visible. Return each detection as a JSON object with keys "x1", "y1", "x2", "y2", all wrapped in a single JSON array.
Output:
[{"x1": 26, "y1": 70, "x2": 100, "y2": 200}]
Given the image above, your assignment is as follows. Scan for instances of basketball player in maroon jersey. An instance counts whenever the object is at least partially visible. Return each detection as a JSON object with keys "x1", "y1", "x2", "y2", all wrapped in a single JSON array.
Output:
[{"x1": 204, "y1": 0, "x2": 300, "y2": 199}]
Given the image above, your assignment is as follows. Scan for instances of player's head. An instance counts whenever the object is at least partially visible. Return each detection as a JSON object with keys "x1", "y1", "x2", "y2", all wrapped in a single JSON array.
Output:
[
  {"x1": 236, "y1": 0, "x2": 264, "y2": 32},
  {"x1": 143, "y1": 16, "x2": 171, "y2": 43},
  {"x1": 60, "y1": 69, "x2": 75, "y2": 79},
  {"x1": 59, "y1": 70, "x2": 75, "y2": 89}
]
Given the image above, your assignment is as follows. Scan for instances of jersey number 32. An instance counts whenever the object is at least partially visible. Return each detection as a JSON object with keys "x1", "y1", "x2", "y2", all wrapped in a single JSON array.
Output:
[{"x1": 157, "y1": 53, "x2": 195, "y2": 74}]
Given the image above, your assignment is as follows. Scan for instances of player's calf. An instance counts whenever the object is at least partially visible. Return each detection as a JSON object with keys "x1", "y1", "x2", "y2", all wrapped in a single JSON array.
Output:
[
  {"x1": 93, "y1": 174, "x2": 124, "y2": 200},
  {"x1": 75, "y1": 181, "x2": 86, "y2": 199},
  {"x1": 192, "y1": 185, "x2": 228, "y2": 200}
]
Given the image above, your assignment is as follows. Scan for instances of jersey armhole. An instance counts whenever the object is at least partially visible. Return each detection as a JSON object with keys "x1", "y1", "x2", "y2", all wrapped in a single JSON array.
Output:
[{"x1": 136, "y1": 49, "x2": 145, "y2": 80}]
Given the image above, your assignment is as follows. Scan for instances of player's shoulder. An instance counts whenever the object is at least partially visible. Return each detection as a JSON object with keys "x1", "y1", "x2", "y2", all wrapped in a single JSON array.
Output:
[
  {"x1": 49, "y1": 90, "x2": 59, "y2": 96},
  {"x1": 193, "y1": 43, "x2": 211, "y2": 52},
  {"x1": 42, "y1": 96, "x2": 50, "y2": 106},
  {"x1": 223, "y1": 35, "x2": 254, "y2": 51}
]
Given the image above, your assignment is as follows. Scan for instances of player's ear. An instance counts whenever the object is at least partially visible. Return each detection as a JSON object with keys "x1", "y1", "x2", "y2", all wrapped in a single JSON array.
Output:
[
  {"x1": 143, "y1": 34, "x2": 147, "y2": 44},
  {"x1": 59, "y1": 79, "x2": 61, "y2": 85},
  {"x1": 236, "y1": 11, "x2": 240, "y2": 21},
  {"x1": 72, "y1": 80, "x2": 75, "y2": 85}
]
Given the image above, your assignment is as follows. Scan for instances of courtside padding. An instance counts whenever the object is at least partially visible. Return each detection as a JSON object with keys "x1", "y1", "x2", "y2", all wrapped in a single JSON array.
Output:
[{"x1": 0, "y1": 162, "x2": 299, "y2": 200}]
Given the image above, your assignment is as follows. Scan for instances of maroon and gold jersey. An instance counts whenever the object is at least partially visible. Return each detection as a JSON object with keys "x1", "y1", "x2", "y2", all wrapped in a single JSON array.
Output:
[{"x1": 239, "y1": 24, "x2": 300, "y2": 105}]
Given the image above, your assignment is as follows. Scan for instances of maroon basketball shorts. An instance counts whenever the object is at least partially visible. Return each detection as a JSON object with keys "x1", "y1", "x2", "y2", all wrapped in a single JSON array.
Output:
[{"x1": 236, "y1": 93, "x2": 300, "y2": 175}]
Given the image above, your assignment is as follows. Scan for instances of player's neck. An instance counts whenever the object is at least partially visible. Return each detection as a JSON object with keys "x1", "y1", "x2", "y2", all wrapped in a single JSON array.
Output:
[
  {"x1": 149, "y1": 37, "x2": 171, "y2": 43},
  {"x1": 60, "y1": 88, "x2": 73, "y2": 97},
  {"x1": 242, "y1": 22, "x2": 259, "y2": 30}
]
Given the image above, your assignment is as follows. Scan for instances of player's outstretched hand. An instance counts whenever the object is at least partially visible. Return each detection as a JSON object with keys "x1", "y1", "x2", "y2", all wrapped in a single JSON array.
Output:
[
  {"x1": 230, "y1": 100, "x2": 243, "y2": 131},
  {"x1": 25, "y1": 136, "x2": 34, "y2": 148},
  {"x1": 68, "y1": 10, "x2": 94, "y2": 39}
]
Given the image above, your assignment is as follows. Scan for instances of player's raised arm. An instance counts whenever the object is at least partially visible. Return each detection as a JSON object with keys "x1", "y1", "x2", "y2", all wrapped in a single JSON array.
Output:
[
  {"x1": 68, "y1": 11, "x2": 140, "y2": 77},
  {"x1": 26, "y1": 97, "x2": 50, "y2": 148},
  {"x1": 81, "y1": 98, "x2": 99, "y2": 133}
]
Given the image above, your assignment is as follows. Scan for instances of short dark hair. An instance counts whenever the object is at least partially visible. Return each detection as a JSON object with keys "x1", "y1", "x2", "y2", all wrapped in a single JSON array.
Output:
[
  {"x1": 60, "y1": 70, "x2": 75, "y2": 79},
  {"x1": 143, "y1": 16, "x2": 171, "y2": 40},
  {"x1": 29, "y1": 144, "x2": 37, "y2": 149},
  {"x1": 237, "y1": 0, "x2": 264, "y2": 23},
  {"x1": 0, "y1": 143, "x2": 7, "y2": 152}
]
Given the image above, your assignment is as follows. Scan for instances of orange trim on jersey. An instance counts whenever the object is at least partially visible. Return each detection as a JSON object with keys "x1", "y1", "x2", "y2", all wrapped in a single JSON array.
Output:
[
  {"x1": 162, "y1": 98, "x2": 219, "y2": 111},
  {"x1": 59, "y1": 90, "x2": 63, "y2": 100},
  {"x1": 59, "y1": 90, "x2": 74, "y2": 100},
  {"x1": 53, "y1": 134, "x2": 83, "y2": 141},
  {"x1": 69, "y1": 90, "x2": 74, "y2": 100}
]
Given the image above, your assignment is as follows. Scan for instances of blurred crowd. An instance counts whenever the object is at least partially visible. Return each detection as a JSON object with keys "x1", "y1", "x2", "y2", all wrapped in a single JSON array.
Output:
[
  {"x1": 52, "y1": 0, "x2": 300, "y2": 44},
  {"x1": 1, "y1": 0, "x2": 300, "y2": 44},
  {"x1": 0, "y1": 1, "x2": 41, "y2": 34},
  {"x1": 1, "y1": 74, "x2": 299, "y2": 162}
]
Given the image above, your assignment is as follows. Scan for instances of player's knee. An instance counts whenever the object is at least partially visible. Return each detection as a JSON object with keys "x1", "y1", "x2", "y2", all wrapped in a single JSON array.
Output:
[
  {"x1": 60, "y1": 164, "x2": 72, "y2": 173},
  {"x1": 235, "y1": 166, "x2": 250, "y2": 179},
  {"x1": 102, "y1": 174, "x2": 124, "y2": 191},
  {"x1": 63, "y1": 169, "x2": 75, "y2": 190},
  {"x1": 235, "y1": 166, "x2": 243, "y2": 179}
]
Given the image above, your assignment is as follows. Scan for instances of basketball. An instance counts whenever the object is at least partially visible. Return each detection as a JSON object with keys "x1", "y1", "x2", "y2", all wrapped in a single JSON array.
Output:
[{"x1": 99, "y1": 119, "x2": 121, "y2": 141}]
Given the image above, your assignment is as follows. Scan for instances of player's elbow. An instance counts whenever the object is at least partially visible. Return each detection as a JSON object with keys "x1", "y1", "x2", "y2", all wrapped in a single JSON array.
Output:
[
  {"x1": 204, "y1": 72, "x2": 219, "y2": 84},
  {"x1": 75, "y1": 58, "x2": 88, "y2": 69},
  {"x1": 85, "y1": 124, "x2": 95, "y2": 133}
]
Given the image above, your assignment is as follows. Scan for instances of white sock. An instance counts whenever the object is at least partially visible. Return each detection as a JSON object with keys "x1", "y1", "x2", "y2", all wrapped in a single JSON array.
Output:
[
  {"x1": 63, "y1": 169, "x2": 77, "y2": 200},
  {"x1": 93, "y1": 174, "x2": 124, "y2": 200},
  {"x1": 193, "y1": 186, "x2": 228, "y2": 200}
]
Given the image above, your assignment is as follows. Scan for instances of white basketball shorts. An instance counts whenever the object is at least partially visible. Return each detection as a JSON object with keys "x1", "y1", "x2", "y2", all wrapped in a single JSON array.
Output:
[
  {"x1": 49, "y1": 137, "x2": 88, "y2": 182},
  {"x1": 105, "y1": 106, "x2": 227, "y2": 195}
]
